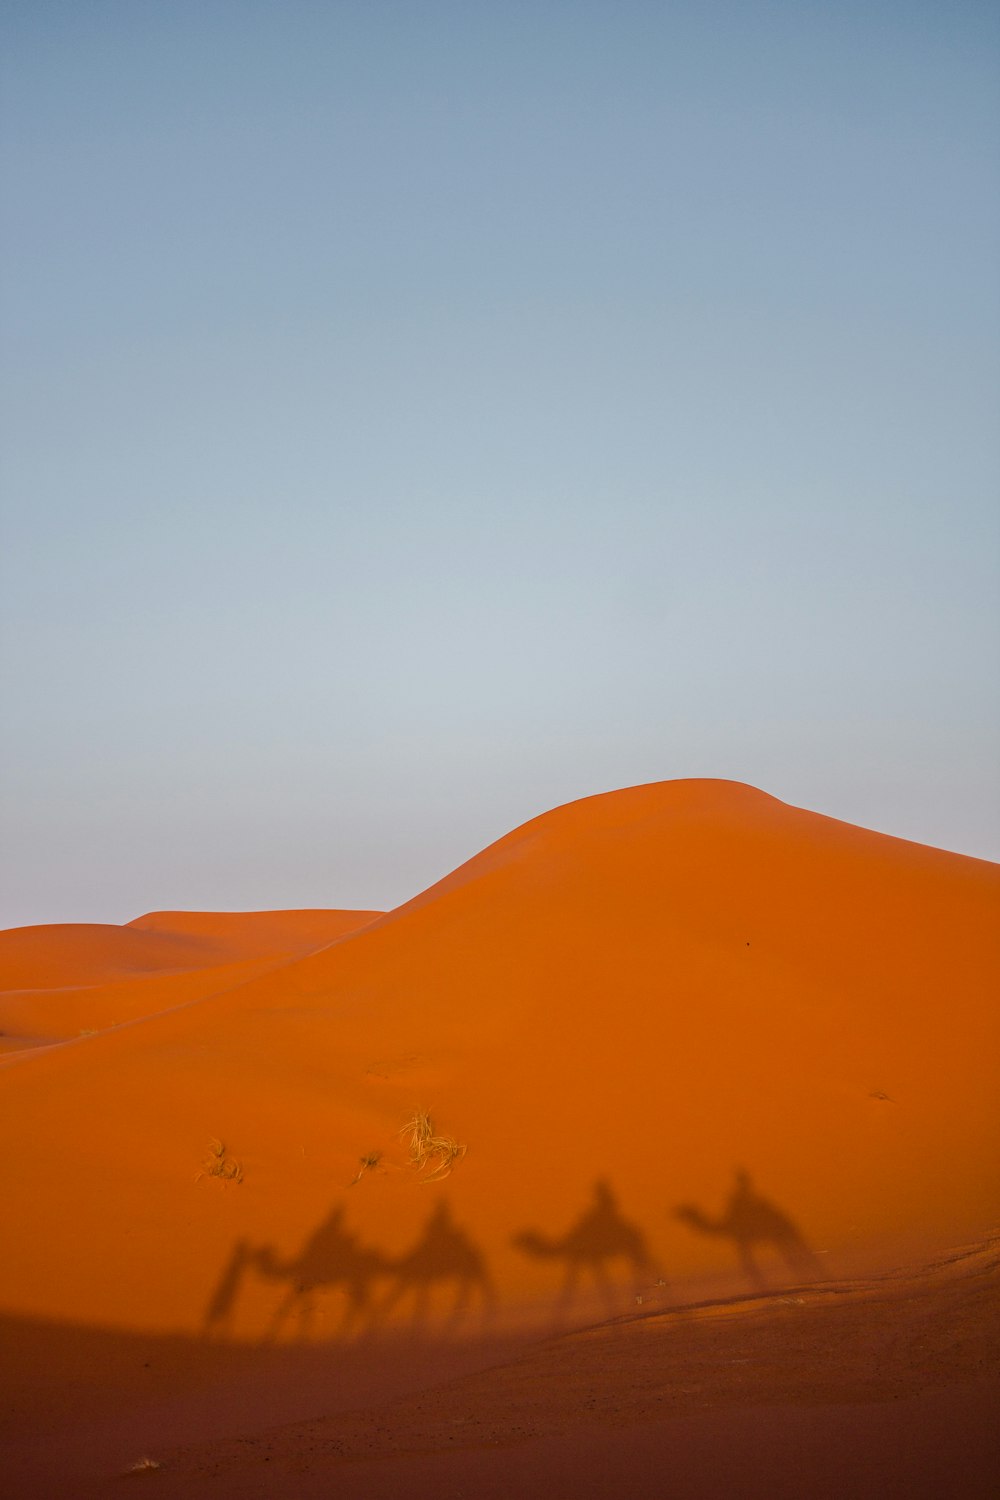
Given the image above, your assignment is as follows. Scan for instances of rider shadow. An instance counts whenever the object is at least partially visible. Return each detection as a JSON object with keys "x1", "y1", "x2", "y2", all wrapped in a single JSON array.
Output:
[
  {"x1": 674, "y1": 1167, "x2": 821, "y2": 1291},
  {"x1": 377, "y1": 1199, "x2": 495, "y2": 1334},
  {"x1": 512, "y1": 1179, "x2": 660, "y2": 1325},
  {"x1": 202, "y1": 1200, "x2": 494, "y2": 1343},
  {"x1": 202, "y1": 1204, "x2": 395, "y2": 1343},
  {"x1": 258, "y1": 1204, "x2": 398, "y2": 1341}
]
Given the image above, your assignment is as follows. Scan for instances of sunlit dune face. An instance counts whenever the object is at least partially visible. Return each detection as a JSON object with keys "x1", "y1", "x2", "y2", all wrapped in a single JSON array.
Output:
[
  {"x1": 0, "y1": 781, "x2": 997, "y2": 1349},
  {"x1": 0, "y1": 909, "x2": 381, "y2": 1051}
]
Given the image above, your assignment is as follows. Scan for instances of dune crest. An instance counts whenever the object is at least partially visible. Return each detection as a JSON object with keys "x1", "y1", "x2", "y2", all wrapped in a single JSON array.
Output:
[
  {"x1": 0, "y1": 779, "x2": 996, "y2": 1351},
  {"x1": 0, "y1": 908, "x2": 381, "y2": 1050}
]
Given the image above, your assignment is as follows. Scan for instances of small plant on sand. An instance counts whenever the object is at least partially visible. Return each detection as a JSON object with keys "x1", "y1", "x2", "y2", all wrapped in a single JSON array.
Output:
[
  {"x1": 350, "y1": 1150, "x2": 383, "y2": 1185},
  {"x1": 195, "y1": 1137, "x2": 243, "y2": 1185},
  {"x1": 126, "y1": 1456, "x2": 161, "y2": 1474},
  {"x1": 400, "y1": 1110, "x2": 467, "y2": 1182}
]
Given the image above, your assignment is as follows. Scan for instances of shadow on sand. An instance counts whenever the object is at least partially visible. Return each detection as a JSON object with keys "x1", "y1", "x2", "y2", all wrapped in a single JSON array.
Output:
[
  {"x1": 674, "y1": 1168, "x2": 820, "y2": 1290},
  {"x1": 203, "y1": 1170, "x2": 816, "y2": 1343},
  {"x1": 512, "y1": 1180, "x2": 662, "y2": 1321},
  {"x1": 202, "y1": 1199, "x2": 493, "y2": 1342},
  {"x1": 8, "y1": 1234, "x2": 1000, "y2": 1500},
  {"x1": 379, "y1": 1199, "x2": 495, "y2": 1330}
]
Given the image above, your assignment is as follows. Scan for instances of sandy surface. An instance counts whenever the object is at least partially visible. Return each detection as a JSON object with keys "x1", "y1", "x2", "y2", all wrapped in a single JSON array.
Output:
[
  {"x1": 3, "y1": 1236, "x2": 997, "y2": 1497},
  {"x1": 1, "y1": 779, "x2": 997, "y2": 1495}
]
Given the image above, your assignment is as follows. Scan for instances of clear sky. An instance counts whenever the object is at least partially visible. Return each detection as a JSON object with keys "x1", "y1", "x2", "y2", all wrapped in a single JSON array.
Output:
[{"x1": 2, "y1": 0, "x2": 998, "y2": 927}]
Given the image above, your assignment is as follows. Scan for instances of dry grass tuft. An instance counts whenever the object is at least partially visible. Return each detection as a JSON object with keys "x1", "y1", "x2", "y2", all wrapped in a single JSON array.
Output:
[
  {"x1": 350, "y1": 1151, "x2": 382, "y2": 1185},
  {"x1": 195, "y1": 1137, "x2": 243, "y2": 1185},
  {"x1": 125, "y1": 1456, "x2": 161, "y2": 1474},
  {"x1": 400, "y1": 1110, "x2": 467, "y2": 1182}
]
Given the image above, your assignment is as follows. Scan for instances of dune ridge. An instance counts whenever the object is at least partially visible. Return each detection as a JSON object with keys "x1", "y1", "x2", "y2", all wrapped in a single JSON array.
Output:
[
  {"x1": 2, "y1": 778, "x2": 998, "y2": 1497},
  {"x1": 0, "y1": 907, "x2": 381, "y2": 1051},
  {"x1": 1, "y1": 778, "x2": 996, "y2": 1347}
]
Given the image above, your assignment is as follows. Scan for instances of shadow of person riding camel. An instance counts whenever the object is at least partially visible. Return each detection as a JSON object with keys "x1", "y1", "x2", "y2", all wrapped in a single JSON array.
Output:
[
  {"x1": 512, "y1": 1179, "x2": 660, "y2": 1320},
  {"x1": 202, "y1": 1199, "x2": 492, "y2": 1342},
  {"x1": 378, "y1": 1199, "x2": 495, "y2": 1331},
  {"x1": 674, "y1": 1168, "x2": 820, "y2": 1291},
  {"x1": 256, "y1": 1205, "x2": 396, "y2": 1340}
]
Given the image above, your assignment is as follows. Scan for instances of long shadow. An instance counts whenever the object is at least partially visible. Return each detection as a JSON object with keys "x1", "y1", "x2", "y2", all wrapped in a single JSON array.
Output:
[
  {"x1": 8, "y1": 1239, "x2": 1000, "y2": 1498},
  {"x1": 512, "y1": 1179, "x2": 660, "y2": 1321},
  {"x1": 203, "y1": 1199, "x2": 494, "y2": 1341},
  {"x1": 674, "y1": 1167, "x2": 820, "y2": 1290},
  {"x1": 257, "y1": 1205, "x2": 399, "y2": 1340},
  {"x1": 202, "y1": 1237, "x2": 255, "y2": 1339},
  {"x1": 377, "y1": 1199, "x2": 495, "y2": 1332},
  {"x1": 202, "y1": 1204, "x2": 396, "y2": 1342}
]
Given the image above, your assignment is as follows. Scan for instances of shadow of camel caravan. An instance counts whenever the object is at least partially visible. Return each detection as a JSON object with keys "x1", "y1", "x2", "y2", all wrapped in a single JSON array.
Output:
[
  {"x1": 202, "y1": 1206, "x2": 397, "y2": 1341},
  {"x1": 377, "y1": 1199, "x2": 495, "y2": 1330},
  {"x1": 255, "y1": 1206, "x2": 398, "y2": 1340},
  {"x1": 674, "y1": 1168, "x2": 821, "y2": 1290},
  {"x1": 202, "y1": 1199, "x2": 494, "y2": 1342},
  {"x1": 513, "y1": 1180, "x2": 662, "y2": 1320}
]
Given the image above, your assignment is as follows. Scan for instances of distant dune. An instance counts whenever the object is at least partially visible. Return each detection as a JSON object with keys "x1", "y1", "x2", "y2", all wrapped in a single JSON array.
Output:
[
  {"x1": 0, "y1": 908, "x2": 380, "y2": 1050},
  {"x1": 1, "y1": 780, "x2": 997, "y2": 1495}
]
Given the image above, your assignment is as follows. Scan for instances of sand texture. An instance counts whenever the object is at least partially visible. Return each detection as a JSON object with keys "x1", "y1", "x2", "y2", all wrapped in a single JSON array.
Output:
[{"x1": 1, "y1": 779, "x2": 997, "y2": 1495}]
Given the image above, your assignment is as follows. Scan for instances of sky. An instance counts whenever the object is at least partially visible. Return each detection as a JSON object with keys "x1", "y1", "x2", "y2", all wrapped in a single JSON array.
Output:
[{"x1": 1, "y1": 0, "x2": 998, "y2": 928}]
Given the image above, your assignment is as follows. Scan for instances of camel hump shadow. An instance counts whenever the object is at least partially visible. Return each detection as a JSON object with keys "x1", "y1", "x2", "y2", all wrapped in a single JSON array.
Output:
[
  {"x1": 379, "y1": 1199, "x2": 495, "y2": 1329},
  {"x1": 256, "y1": 1204, "x2": 397, "y2": 1339},
  {"x1": 513, "y1": 1179, "x2": 660, "y2": 1315},
  {"x1": 675, "y1": 1168, "x2": 820, "y2": 1290},
  {"x1": 203, "y1": 1200, "x2": 494, "y2": 1341},
  {"x1": 202, "y1": 1204, "x2": 396, "y2": 1341}
]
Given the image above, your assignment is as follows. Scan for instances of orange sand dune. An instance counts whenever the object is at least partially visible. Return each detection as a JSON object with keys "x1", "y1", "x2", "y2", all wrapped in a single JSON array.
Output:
[
  {"x1": 124, "y1": 906, "x2": 383, "y2": 953},
  {"x1": 0, "y1": 780, "x2": 997, "y2": 1495},
  {"x1": 0, "y1": 908, "x2": 381, "y2": 1049},
  {"x1": 0, "y1": 920, "x2": 241, "y2": 990},
  {"x1": 0, "y1": 906, "x2": 381, "y2": 987}
]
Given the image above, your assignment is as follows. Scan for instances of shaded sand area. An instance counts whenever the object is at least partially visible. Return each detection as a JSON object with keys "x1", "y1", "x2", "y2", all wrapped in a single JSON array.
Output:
[
  {"x1": 1, "y1": 780, "x2": 997, "y2": 1494},
  {"x1": 6, "y1": 1236, "x2": 993, "y2": 1498}
]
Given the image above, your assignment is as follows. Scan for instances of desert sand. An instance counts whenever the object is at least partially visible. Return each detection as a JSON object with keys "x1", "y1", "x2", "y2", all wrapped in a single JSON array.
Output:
[{"x1": 1, "y1": 779, "x2": 997, "y2": 1496}]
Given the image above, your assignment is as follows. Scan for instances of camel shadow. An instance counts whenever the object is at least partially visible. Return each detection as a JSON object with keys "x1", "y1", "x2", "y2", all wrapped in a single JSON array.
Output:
[
  {"x1": 512, "y1": 1180, "x2": 661, "y2": 1322},
  {"x1": 202, "y1": 1237, "x2": 256, "y2": 1340},
  {"x1": 256, "y1": 1205, "x2": 398, "y2": 1340},
  {"x1": 202, "y1": 1200, "x2": 493, "y2": 1342},
  {"x1": 378, "y1": 1200, "x2": 495, "y2": 1332},
  {"x1": 202, "y1": 1205, "x2": 396, "y2": 1342},
  {"x1": 674, "y1": 1168, "x2": 820, "y2": 1291}
]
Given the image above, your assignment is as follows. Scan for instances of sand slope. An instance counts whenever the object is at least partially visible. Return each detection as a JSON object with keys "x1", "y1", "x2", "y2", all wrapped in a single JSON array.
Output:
[
  {"x1": 3, "y1": 1235, "x2": 997, "y2": 1498},
  {"x1": 0, "y1": 908, "x2": 380, "y2": 1049},
  {"x1": 1, "y1": 779, "x2": 996, "y2": 1350}
]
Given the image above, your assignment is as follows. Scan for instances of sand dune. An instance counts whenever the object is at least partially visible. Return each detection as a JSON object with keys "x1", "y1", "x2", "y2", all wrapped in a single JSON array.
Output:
[
  {"x1": 0, "y1": 908, "x2": 380, "y2": 1050},
  {"x1": 1, "y1": 780, "x2": 997, "y2": 1495},
  {"x1": 125, "y1": 906, "x2": 383, "y2": 952}
]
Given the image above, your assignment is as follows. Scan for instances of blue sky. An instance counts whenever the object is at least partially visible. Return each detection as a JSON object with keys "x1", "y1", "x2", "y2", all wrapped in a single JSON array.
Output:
[{"x1": 2, "y1": 1, "x2": 998, "y2": 926}]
